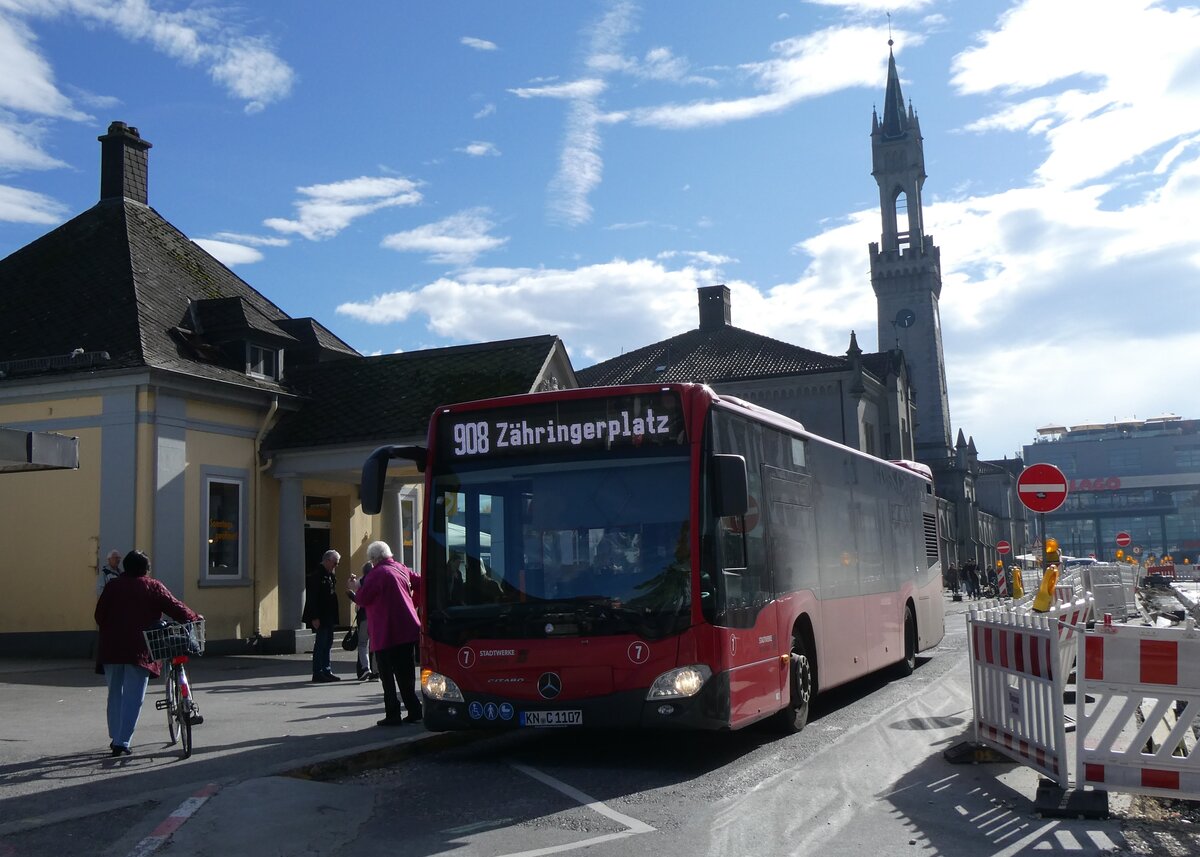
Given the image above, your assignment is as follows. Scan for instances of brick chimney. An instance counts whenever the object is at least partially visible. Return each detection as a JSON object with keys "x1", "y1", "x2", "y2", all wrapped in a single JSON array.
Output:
[
  {"x1": 698, "y1": 284, "x2": 731, "y2": 330},
  {"x1": 98, "y1": 121, "x2": 152, "y2": 204}
]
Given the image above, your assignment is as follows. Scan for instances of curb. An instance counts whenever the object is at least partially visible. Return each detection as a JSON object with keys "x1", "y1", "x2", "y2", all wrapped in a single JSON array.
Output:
[{"x1": 284, "y1": 728, "x2": 489, "y2": 781}]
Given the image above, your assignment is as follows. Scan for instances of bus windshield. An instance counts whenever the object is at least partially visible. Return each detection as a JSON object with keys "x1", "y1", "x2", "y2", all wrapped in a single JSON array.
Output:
[{"x1": 427, "y1": 454, "x2": 692, "y2": 643}]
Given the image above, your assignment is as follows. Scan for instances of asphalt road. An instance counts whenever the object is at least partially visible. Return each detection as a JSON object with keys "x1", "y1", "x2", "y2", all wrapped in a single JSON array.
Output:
[{"x1": 6, "y1": 597, "x2": 1197, "y2": 857}]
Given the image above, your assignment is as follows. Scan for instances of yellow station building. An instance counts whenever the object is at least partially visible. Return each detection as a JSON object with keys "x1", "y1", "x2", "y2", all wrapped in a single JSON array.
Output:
[{"x1": 0, "y1": 122, "x2": 576, "y2": 656}]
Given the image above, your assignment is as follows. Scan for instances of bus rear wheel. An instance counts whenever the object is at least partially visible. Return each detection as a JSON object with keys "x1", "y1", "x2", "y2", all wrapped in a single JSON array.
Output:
[{"x1": 776, "y1": 634, "x2": 813, "y2": 734}]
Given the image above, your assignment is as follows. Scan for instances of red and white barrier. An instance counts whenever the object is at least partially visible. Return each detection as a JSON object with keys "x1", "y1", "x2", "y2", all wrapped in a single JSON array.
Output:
[
  {"x1": 1075, "y1": 618, "x2": 1200, "y2": 799},
  {"x1": 968, "y1": 607, "x2": 1068, "y2": 787}
]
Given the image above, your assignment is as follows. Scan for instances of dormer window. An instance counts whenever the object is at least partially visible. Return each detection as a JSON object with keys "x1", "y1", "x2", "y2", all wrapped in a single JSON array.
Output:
[{"x1": 247, "y1": 343, "x2": 281, "y2": 380}]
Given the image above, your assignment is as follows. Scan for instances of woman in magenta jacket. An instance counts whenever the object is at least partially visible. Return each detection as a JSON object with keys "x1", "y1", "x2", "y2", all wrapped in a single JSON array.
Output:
[
  {"x1": 95, "y1": 550, "x2": 199, "y2": 756},
  {"x1": 349, "y1": 540, "x2": 422, "y2": 726}
]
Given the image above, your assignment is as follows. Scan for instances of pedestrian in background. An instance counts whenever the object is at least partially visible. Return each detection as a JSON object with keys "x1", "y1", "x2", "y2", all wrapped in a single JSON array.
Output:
[
  {"x1": 303, "y1": 549, "x2": 342, "y2": 682},
  {"x1": 95, "y1": 550, "x2": 199, "y2": 756},
  {"x1": 96, "y1": 548, "x2": 123, "y2": 596},
  {"x1": 347, "y1": 561, "x2": 377, "y2": 680},
  {"x1": 348, "y1": 540, "x2": 422, "y2": 726},
  {"x1": 962, "y1": 559, "x2": 980, "y2": 599}
]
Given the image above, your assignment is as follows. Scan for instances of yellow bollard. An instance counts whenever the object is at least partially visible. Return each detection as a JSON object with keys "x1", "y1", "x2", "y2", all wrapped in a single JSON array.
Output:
[{"x1": 1010, "y1": 566, "x2": 1024, "y2": 600}]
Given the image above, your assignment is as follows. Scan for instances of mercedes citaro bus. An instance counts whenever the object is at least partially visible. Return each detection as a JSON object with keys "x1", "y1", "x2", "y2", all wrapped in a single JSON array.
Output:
[{"x1": 361, "y1": 383, "x2": 944, "y2": 732}]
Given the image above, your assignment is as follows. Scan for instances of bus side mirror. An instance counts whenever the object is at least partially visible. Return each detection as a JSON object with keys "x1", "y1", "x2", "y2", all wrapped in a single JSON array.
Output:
[
  {"x1": 712, "y1": 453, "x2": 749, "y2": 519},
  {"x1": 361, "y1": 445, "x2": 428, "y2": 515}
]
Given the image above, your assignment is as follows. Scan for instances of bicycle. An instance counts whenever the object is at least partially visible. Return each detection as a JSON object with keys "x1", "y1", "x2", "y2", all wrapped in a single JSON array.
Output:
[{"x1": 143, "y1": 619, "x2": 206, "y2": 758}]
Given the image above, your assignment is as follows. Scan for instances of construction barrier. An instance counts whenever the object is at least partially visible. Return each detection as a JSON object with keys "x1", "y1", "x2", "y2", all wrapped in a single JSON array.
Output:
[
  {"x1": 1075, "y1": 618, "x2": 1200, "y2": 800},
  {"x1": 1085, "y1": 563, "x2": 1137, "y2": 622},
  {"x1": 968, "y1": 606, "x2": 1069, "y2": 787},
  {"x1": 1042, "y1": 594, "x2": 1093, "y2": 684}
]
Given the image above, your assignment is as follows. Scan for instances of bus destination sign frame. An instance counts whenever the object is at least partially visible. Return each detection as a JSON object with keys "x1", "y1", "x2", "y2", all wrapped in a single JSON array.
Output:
[{"x1": 436, "y1": 392, "x2": 687, "y2": 462}]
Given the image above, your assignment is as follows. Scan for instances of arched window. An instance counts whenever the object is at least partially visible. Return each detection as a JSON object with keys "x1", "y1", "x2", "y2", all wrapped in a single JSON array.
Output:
[{"x1": 894, "y1": 189, "x2": 910, "y2": 253}]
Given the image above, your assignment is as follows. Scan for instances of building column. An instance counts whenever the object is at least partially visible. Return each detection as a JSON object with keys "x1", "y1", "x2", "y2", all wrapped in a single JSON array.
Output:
[
  {"x1": 381, "y1": 488, "x2": 403, "y2": 558},
  {"x1": 277, "y1": 477, "x2": 306, "y2": 629}
]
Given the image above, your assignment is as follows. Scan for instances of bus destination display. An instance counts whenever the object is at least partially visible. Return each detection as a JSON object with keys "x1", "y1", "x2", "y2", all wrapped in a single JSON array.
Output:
[{"x1": 437, "y1": 393, "x2": 686, "y2": 461}]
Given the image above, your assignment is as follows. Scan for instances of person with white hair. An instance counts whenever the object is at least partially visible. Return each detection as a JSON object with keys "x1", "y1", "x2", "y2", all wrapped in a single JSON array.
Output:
[
  {"x1": 348, "y1": 540, "x2": 422, "y2": 725},
  {"x1": 303, "y1": 549, "x2": 342, "y2": 682},
  {"x1": 96, "y1": 548, "x2": 123, "y2": 596}
]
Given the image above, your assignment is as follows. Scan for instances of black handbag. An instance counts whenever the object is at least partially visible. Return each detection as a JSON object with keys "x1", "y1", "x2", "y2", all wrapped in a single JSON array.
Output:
[{"x1": 341, "y1": 625, "x2": 359, "y2": 651}]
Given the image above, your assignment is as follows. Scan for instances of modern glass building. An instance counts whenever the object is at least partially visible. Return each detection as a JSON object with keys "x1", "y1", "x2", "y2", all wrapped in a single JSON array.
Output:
[{"x1": 1022, "y1": 415, "x2": 1200, "y2": 563}]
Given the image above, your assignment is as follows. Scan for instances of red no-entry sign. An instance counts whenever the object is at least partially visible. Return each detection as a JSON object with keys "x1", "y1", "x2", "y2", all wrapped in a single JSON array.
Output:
[
  {"x1": 997, "y1": 540, "x2": 1011, "y2": 555},
  {"x1": 1017, "y1": 463, "x2": 1068, "y2": 513},
  {"x1": 1115, "y1": 531, "x2": 1132, "y2": 547}
]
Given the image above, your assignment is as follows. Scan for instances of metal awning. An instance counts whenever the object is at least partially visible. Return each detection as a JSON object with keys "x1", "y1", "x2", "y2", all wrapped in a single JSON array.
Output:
[{"x1": 0, "y1": 426, "x2": 80, "y2": 473}]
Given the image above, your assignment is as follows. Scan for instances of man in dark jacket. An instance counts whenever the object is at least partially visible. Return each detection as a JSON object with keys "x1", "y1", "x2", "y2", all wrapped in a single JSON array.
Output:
[{"x1": 303, "y1": 550, "x2": 342, "y2": 682}]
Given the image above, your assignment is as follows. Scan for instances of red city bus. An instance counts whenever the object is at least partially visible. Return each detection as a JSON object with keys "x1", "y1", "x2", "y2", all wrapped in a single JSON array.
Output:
[{"x1": 362, "y1": 383, "x2": 944, "y2": 732}]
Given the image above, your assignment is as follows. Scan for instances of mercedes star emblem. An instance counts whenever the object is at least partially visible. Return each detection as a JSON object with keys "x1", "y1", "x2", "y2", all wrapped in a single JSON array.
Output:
[{"x1": 537, "y1": 672, "x2": 562, "y2": 700}]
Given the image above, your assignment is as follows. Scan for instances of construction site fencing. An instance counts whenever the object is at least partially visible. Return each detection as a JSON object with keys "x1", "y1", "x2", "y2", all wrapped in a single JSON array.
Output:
[
  {"x1": 968, "y1": 604, "x2": 1069, "y2": 788},
  {"x1": 1075, "y1": 618, "x2": 1200, "y2": 800}
]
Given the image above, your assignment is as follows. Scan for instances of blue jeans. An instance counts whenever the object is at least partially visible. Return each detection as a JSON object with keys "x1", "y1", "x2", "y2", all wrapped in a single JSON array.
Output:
[
  {"x1": 104, "y1": 663, "x2": 150, "y2": 749},
  {"x1": 313, "y1": 624, "x2": 334, "y2": 676}
]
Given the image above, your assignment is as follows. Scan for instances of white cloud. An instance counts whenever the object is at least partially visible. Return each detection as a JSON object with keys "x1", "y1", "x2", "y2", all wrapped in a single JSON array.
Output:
[
  {"x1": 0, "y1": 183, "x2": 67, "y2": 223},
  {"x1": 657, "y1": 249, "x2": 736, "y2": 265},
  {"x1": 337, "y1": 257, "x2": 723, "y2": 363},
  {"x1": 950, "y1": 0, "x2": 1200, "y2": 190},
  {"x1": 209, "y1": 231, "x2": 290, "y2": 247},
  {"x1": 632, "y1": 25, "x2": 909, "y2": 129},
  {"x1": 458, "y1": 141, "x2": 500, "y2": 157},
  {"x1": 0, "y1": 117, "x2": 67, "y2": 171},
  {"x1": 473, "y1": 103, "x2": 496, "y2": 119},
  {"x1": 192, "y1": 238, "x2": 264, "y2": 266},
  {"x1": 380, "y1": 208, "x2": 507, "y2": 265},
  {"x1": 461, "y1": 36, "x2": 497, "y2": 51},
  {"x1": 588, "y1": 46, "x2": 715, "y2": 85},
  {"x1": 547, "y1": 99, "x2": 604, "y2": 226},
  {"x1": 0, "y1": 15, "x2": 89, "y2": 120},
  {"x1": 265, "y1": 176, "x2": 423, "y2": 241},
  {"x1": 509, "y1": 79, "x2": 606, "y2": 100},
  {"x1": 803, "y1": 0, "x2": 934, "y2": 10},
  {"x1": 3, "y1": 0, "x2": 295, "y2": 114}
]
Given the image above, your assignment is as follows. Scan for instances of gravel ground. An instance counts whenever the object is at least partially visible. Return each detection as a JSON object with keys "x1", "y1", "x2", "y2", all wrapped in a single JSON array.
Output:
[{"x1": 1119, "y1": 795, "x2": 1200, "y2": 855}]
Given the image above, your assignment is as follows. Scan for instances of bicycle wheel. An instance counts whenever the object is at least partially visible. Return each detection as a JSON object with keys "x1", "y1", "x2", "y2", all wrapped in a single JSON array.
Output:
[
  {"x1": 165, "y1": 666, "x2": 179, "y2": 744},
  {"x1": 178, "y1": 703, "x2": 193, "y2": 759}
]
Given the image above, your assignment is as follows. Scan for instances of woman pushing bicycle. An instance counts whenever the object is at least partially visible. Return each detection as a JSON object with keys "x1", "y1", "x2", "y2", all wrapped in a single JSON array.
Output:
[{"x1": 95, "y1": 550, "x2": 200, "y2": 757}]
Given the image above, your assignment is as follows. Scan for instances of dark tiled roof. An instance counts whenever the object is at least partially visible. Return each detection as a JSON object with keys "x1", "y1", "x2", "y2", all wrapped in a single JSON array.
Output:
[
  {"x1": 274, "y1": 317, "x2": 359, "y2": 360},
  {"x1": 861, "y1": 349, "x2": 904, "y2": 380},
  {"x1": 0, "y1": 199, "x2": 302, "y2": 392},
  {"x1": 263, "y1": 336, "x2": 561, "y2": 451},
  {"x1": 190, "y1": 296, "x2": 298, "y2": 344},
  {"x1": 575, "y1": 325, "x2": 847, "y2": 387}
]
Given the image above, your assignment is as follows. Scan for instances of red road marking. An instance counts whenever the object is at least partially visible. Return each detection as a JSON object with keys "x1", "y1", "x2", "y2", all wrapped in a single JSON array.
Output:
[{"x1": 128, "y1": 783, "x2": 219, "y2": 857}]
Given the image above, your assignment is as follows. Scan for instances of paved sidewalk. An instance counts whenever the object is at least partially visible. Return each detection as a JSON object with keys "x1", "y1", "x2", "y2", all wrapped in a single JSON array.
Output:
[{"x1": 0, "y1": 646, "x2": 442, "y2": 836}]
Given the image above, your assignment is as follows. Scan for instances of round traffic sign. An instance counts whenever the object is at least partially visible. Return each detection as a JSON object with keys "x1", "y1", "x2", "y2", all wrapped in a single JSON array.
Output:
[
  {"x1": 1017, "y1": 463, "x2": 1069, "y2": 513},
  {"x1": 997, "y1": 540, "x2": 1011, "y2": 555},
  {"x1": 1116, "y1": 531, "x2": 1132, "y2": 547}
]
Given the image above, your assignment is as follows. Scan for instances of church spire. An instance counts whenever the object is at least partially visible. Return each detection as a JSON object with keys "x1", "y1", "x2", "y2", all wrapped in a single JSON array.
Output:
[{"x1": 881, "y1": 45, "x2": 908, "y2": 139}]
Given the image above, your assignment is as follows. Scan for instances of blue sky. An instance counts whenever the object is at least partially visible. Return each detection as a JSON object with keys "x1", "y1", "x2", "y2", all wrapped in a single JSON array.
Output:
[{"x1": 1, "y1": 0, "x2": 1197, "y2": 460}]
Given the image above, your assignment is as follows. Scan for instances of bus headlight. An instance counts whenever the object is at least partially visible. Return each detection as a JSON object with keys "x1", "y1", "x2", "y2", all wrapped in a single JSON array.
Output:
[
  {"x1": 422, "y1": 669, "x2": 465, "y2": 702},
  {"x1": 646, "y1": 665, "x2": 712, "y2": 700}
]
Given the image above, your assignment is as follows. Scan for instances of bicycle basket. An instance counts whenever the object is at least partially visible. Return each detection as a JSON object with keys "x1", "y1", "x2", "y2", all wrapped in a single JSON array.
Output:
[{"x1": 143, "y1": 619, "x2": 206, "y2": 660}]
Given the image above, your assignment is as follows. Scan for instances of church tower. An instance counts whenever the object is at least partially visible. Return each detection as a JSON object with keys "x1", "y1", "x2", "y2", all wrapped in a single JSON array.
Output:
[{"x1": 869, "y1": 43, "x2": 952, "y2": 463}]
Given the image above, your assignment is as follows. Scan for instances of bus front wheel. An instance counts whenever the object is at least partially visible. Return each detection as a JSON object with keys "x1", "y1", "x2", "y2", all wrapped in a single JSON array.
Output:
[
  {"x1": 776, "y1": 634, "x2": 813, "y2": 734},
  {"x1": 894, "y1": 605, "x2": 917, "y2": 677}
]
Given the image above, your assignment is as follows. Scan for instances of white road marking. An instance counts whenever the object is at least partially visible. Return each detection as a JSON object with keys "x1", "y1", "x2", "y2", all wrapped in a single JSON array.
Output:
[{"x1": 489, "y1": 763, "x2": 655, "y2": 857}]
